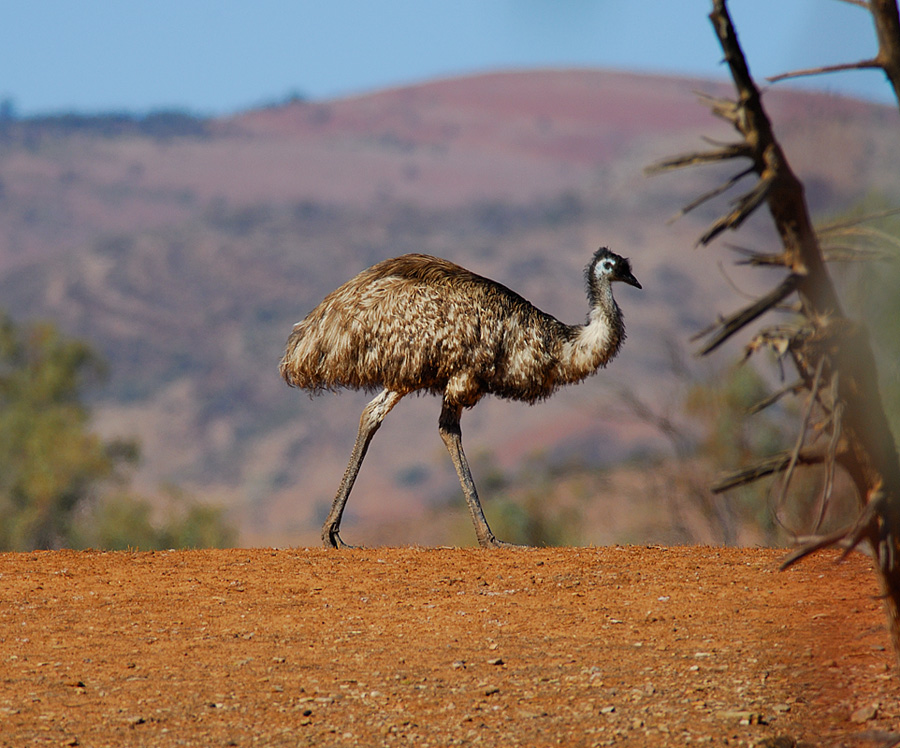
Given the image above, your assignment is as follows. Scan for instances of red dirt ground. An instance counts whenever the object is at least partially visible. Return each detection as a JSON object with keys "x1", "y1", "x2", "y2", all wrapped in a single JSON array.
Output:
[{"x1": 0, "y1": 546, "x2": 897, "y2": 747}]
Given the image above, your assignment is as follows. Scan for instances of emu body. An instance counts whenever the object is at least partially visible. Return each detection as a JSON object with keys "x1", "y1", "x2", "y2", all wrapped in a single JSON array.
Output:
[{"x1": 280, "y1": 249, "x2": 640, "y2": 548}]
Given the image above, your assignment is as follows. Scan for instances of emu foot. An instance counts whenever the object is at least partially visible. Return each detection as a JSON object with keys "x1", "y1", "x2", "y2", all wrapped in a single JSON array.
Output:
[
  {"x1": 479, "y1": 536, "x2": 527, "y2": 549},
  {"x1": 322, "y1": 528, "x2": 357, "y2": 549}
]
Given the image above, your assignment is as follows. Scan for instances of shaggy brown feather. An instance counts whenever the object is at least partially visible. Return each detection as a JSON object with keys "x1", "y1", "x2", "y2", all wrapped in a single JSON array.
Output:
[{"x1": 280, "y1": 252, "x2": 630, "y2": 408}]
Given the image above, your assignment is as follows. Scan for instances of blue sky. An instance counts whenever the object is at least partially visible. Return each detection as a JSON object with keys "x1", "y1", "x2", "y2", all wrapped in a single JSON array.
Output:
[{"x1": 1, "y1": 0, "x2": 891, "y2": 117}]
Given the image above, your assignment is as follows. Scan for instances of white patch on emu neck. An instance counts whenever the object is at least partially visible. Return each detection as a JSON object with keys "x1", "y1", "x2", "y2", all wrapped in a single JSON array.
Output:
[{"x1": 562, "y1": 306, "x2": 616, "y2": 381}]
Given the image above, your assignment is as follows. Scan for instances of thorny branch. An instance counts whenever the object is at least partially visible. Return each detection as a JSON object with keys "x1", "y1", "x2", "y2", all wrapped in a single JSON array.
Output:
[{"x1": 649, "y1": 0, "x2": 900, "y2": 667}]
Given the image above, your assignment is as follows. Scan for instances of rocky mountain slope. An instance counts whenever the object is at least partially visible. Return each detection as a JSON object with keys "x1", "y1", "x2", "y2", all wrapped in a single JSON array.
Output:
[{"x1": 0, "y1": 69, "x2": 897, "y2": 545}]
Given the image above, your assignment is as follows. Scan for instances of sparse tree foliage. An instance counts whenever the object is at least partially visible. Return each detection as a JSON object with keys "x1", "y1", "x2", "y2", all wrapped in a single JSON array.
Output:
[
  {"x1": 648, "y1": 0, "x2": 900, "y2": 666},
  {"x1": 83, "y1": 487, "x2": 237, "y2": 551},
  {"x1": 0, "y1": 313, "x2": 235, "y2": 550},
  {"x1": 0, "y1": 314, "x2": 118, "y2": 549}
]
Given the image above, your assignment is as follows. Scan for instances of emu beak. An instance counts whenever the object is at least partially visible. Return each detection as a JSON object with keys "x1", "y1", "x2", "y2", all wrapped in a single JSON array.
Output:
[{"x1": 620, "y1": 271, "x2": 642, "y2": 290}]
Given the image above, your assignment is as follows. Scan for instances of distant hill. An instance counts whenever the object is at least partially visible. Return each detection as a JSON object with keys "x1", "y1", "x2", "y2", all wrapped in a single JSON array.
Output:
[{"x1": 0, "y1": 69, "x2": 897, "y2": 546}]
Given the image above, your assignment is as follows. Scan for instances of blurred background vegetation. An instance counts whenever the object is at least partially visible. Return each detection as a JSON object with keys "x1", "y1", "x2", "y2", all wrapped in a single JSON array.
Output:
[{"x1": 0, "y1": 312, "x2": 236, "y2": 551}]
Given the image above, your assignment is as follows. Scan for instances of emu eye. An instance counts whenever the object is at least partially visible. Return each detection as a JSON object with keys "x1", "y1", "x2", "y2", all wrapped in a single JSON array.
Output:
[{"x1": 598, "y1": 259, "x2": 615, "y2": 275}]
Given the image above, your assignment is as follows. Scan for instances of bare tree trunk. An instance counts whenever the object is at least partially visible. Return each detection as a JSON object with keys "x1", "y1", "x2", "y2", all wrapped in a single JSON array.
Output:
[{"x1": 649, "y1": 0, "x2": 900, "y2": 668}]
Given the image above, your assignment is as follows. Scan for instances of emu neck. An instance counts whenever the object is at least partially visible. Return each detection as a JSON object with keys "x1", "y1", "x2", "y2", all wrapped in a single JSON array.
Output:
[{"x1": 558, "y1": 281, "x2": 624, "y2": 384}]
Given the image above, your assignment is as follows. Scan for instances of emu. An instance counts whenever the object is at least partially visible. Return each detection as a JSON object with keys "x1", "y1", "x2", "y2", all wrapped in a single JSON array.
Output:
[{"x1": 280, "y1": 248, "x2": 641, "y2": 548}]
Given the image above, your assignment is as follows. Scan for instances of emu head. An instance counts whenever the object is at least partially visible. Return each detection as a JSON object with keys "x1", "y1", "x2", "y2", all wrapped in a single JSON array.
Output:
[{"x1": 586, "y1": 247, "x2": 642, "y2": 293}]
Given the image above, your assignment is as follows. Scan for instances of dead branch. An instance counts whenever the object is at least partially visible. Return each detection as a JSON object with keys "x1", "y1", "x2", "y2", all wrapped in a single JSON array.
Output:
[
  {"x1": 777, "y1": 358, "x2": 826, "y2": 513},
  {"x1": 645, "y1": 142, "x2": 753, "y2": 174},
  {"x1": 667, "y1": 166, "x2": 756, "y2": 223},
  {"x1": 697, "y1": 274, "x2": 800, "y2": 355},
  {"x1": 710, "y1": 0, "x2": 900, "y2": 667},
  {"x1": 741, "y1": 324, "x2": 809, "y2": 363},
  {"x1": 698, "y1": 173, "x2": 775, "y2": 246},
  {"x1": 729, "y1": 246, "x2": 790, "y2": 267},
  {"x1": 613, "y1": 387, "x2": 694, "y2": 459},
  {"x1": 815, "y1": 391, "x2": 845, "y2": 532},
  {"x1": 817, "y1": 214, "x2": 900, "y2": 262},
  {"x1": 822, "y1": 244, "x2": 896, "y2": 262},
  {"x1": 747, "y1": 380, "x2": 805, "y2": 415},
  {"x1": 817, "y1": 206, "x2": 900, "y2": 234},
  {"x1": 781, "y1": 491, "x2": 885, "y2": 570},
  {"x1": 768, "y1": 59, "x2": 882, "y2": 85},
  {"x1": 711, "y1": 447, "x2": 829, "y2": 493},
  {"x1": 767, "y1": 0, "x2": 900, "y2": 109},
  {"x1": 652, "y1": 0, "x2": 900, "y2": 666}
]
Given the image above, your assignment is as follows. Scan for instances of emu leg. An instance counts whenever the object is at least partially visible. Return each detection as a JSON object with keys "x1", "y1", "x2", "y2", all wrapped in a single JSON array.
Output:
[
  {"x1": 322, "y1": 389, "x2": 402, "y2": 548},
  {"x1": 438, "y1": 401, "x2": 517, "y2": 549}
]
